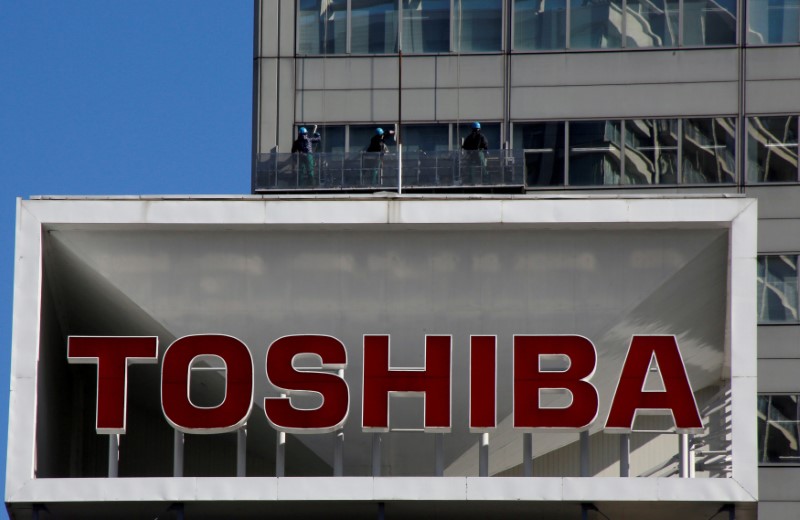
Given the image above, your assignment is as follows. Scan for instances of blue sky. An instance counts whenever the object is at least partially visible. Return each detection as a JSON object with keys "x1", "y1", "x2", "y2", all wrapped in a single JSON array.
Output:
[{"x1": 0, "y1": 1, "x2": 253, "y2": 513}]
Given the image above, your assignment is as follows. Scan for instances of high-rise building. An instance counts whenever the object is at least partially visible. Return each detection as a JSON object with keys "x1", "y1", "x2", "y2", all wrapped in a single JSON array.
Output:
[{"x1": 6, "y1": 1, "x2": 799, "y2": 518}]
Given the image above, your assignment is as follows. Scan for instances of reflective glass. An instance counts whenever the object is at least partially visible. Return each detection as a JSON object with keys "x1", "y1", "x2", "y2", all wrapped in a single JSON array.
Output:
[
  {"x1": 456, "y1": 123, "x2": 501, "y2": 151},
  {"x1": 298, "y1": 0, "x2": 347, "y2": 54},
  {"x1": 624, "y1": 119, "x2": 679, "y2": 184},
  {"x1": 570, "y1": 0, "x2": 623, "y2": 49},
  {"x1": 352, "y1": 0, "x2": 399, "y2": 53},
  {"x1": 568, "y1": 120, "x2": 622, "y2": 185},
  {"x1": 624, "y1": 0, "x2": 679, "y2": 47},
  {"x1": 513, "y1": 122, "x2": 566, "y2": 186},
  {"x1": 514, "y1": 0, "x2": 567, "y2": 50},
  {"x1": 454, "y1": 0, "x2": 503, "y2": 52},
  {"x1": 683, "y1": 0, "x2": 736, "y2": 45},
  {"x1": 748, "y1": 0, "x2": 800, "y2": 44},
  {"x1": 758, "y1": 395, "x2": 800, "y2": 463},
  {"x1": 402, "y1": 0, "x2": 450, "y2": 53},
  {"x1": 757, "y1": 255, "x2": 799, "y2": 323},
  {"x1": 401, "y1": 124, "x2": 450, "y2": 152},
  {"x1": 682, "y1": 118, "x2": 736, "y2": 184},
  {"x1": 747, "y1": 116, "x2": 799, "y2": 182},
  {"x1": 314, "y1": 125, "x2": 346, "y2": 153}
]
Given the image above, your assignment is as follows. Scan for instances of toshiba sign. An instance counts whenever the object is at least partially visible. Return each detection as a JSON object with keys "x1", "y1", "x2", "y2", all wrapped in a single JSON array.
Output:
[{"x1": 68, "y1": 334, "x2": 702, "y2": 436}]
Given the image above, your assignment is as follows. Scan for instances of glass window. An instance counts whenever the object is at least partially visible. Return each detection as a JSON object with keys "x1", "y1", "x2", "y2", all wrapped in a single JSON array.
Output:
[
  {"x1": 402, "y1": 0, "x2": 450, "y2": 53},
  {"x1": 569, "y1": 0, "x2": 623, "y2": 49},
  {"x1": 350, "y1": 124, "x2": 396, "y2": 152},
  {"x1": 401, "y1": 124, "x2": 450, "y2": 152},
  {"x1": 682, "y1": 117, "x2": 736, "y2": 184},
  {"x1": 514, "y1": 122, "x2": 566, "y2": 186},
  {"x1": 514, "y1": 0, "x2": 567, "y2": 50},
  {"x1": 568, "y1": 120, "x2": 622, "y2": 185},
  {"x1": 298, "y1": 0, "x2": 347, "y2": 54},
  {"x1": 758, "y1": 255, "x2": 799, "y2": 323},
  {"x1": 310, "y1": 125, "x2": 346, "y2": 153},
  {"x1": 352, "y1": 0, "x2": 399, "y2": 53},
  {"x1": 759, "y1": 395, "x2": 800, "y2": 464},
  {"x1": 747, "y1": 116, "x2": 799, "y2": 183},
  {"x1": 623, "y1": 119, "x2": 679, "y2": 184},
  {"x1": 454, "y1": 0, "x2": 503, "y2": 52},
  {"x1": 748, "y1": 0, "x2": 800, "y2": 44},
  {"x1": 456, "y1": 123, "x2": 501, "y2": 151},
  {"x1": 624, "y1": 0, "x2": 679, "y2": 47},
  {"x1": 683, "y1": 0, "x2": 736, "y2": 45}
]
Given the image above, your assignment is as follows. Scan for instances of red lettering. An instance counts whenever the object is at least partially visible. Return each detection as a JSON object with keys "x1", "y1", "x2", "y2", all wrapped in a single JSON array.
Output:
[
  {"x1": 161, "y1": 335, "x2": 253, "y2": 433},
  {"x1": 513, "y1": 335, "x2": 599, "y2": 430},
  {"x1": 264, "y1": 335, "x2": 349, "y2": 433},
  {"x1": 605, "y1": 335, "x2": 703, "y2": 433},
  {"x1": 470, "y1": 336, "x2": 496, "y2": 431},
  {"x1": 67, "y1": 336, "x2": 158, "y2": 434},
  {"x1": 362, "y1": 335, "x2": 451, "y2": 432}
]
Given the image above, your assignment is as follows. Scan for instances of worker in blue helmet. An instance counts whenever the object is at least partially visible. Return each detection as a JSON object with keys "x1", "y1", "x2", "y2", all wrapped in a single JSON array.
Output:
[
  {"x1": 365, "y1": 126, "x2": 394, "y2": 186},
  {"x1": 461, "y1": 122, "x2": 489, "y2": 184},
  {"x1": 291, "y1": 125, "x2": 321, "y2": 186}
]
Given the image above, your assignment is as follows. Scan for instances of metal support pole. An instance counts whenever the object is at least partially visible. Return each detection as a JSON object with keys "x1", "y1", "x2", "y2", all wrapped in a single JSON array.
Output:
[
  {"x1": 334, "y1": 430, "x2": 344, "y2": 476},
  {"x1": 276, "y1": 430, "x2": 286, "y2": 477},
  {"x1": 173, "y1": 430, "x2": 184, "y2": 478},
  {"x1": 580, "y1": 431, "x2": 590, "y2": 477},
  {"x1": 619, "y1": 434, "x2": 630, "y2": 477},
  {"x1": 679, "y1": 433, "x2": 690, "y2": 478},
  {"x1": 523, "y1": 433, "x2": 533, "y2": 477},
  {"x1": 377, "y1": 501, "x2": 385, "y2": 520},
  {"x1": 728, "y1": 504, "x2": 735, "y2": 520},
  {"x1": 689, "y1": 435, "x2": 696, "y2": 478},
  {"x1": 173, "y1": 503, "x2": 185, "y2": 520},
  {"x1": 108, "y1": 433, "x2": 119, "y2": 478},
  {"x1": 581, "y1": 502, "x2": 589, "y2": 520},
  {"x1": 237, "y1": 427, "x2": 247, "y2": 477},
  {"x1": 479, "y1": 433, "x2": 489, "y2": 477},
  {"x1": 372, "y1": 433, "x2": 382, "y2": 477},
  {"x1": 435, "y1": 433, "x2": 444, "y2": 476}
]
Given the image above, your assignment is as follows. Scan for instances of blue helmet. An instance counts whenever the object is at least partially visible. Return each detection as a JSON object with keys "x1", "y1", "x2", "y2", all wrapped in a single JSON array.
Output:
[
  {"x1": 472, "y1": 121, "x2": 481, "y2": 129},
  {"x1": 376, "y1": 127, "x2": 384, "y2": 136},
  {"x1": 298, "y1": 127, "x2": 308, "y2": 135}
]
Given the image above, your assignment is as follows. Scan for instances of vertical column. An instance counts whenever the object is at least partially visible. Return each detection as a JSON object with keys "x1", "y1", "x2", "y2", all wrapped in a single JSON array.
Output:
[
  {"x1": 580, "y1": 431, "x2": 590, "y2": 477},
  {"x1": 173, "y1": 430, "x2": 184, "y2": 478},
  {"x1": 523, "y1": 433, "x2": 533, "y2": 477},
  {"x1": 688, "y1": 434, "x2": 696, "y2": 478},
  {"x1": 334, "y1": 430, "x2": 344, "y2": 477},
  {"x1": 435, "y1": 433, "x2": 444, "y2": 476},
  {"x1": 237, "y1": 427, "x2": 247, "y2": 477},
  {"x1": 372, "y1": 433, "x2": 382, "y2": 477},
  {"x1": 276, "y1": 431, "x2": 286, "y2": 477},
  {"x1": 108, "y1": 434, "x2": 119, "y2": 478},
  {"x1": 619, "y1": 434, "x2": 630, "y2": 477},
  {"x1": 679, "y1": 433, "x2": 690, "y2": 478},
  {"x1": 479, "y1": 433, "x2": 490, "y2": 477}
]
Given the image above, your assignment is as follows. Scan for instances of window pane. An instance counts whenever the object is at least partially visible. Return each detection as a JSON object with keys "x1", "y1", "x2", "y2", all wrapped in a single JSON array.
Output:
[
  {"x1": 758, "y1": 395, "x2": 800, "y2": 463},
  {"x1": 350, "y1": 124, "x2": 396, "y2": 152},
  {"x1": 683, "y1": 0, "x2": 736, "y2": 45},
  {"x1": 624, "y1": 119, "x2": 679, "y2": 184},
  {"x1": 748, "y1": 0, "x2": 800, "y2": 44},
  {"x1": 298, "y1": 0, "x2": 347, "y2": 54},
  {"x1": 308, "y1": 125, "x2": 346, "y2": 153},
  {"x1": 456, "y1": 123, "x2": 501, "y2": 151},
  {"x1": 570, "y1": 0, "x2": 623, "y2": 49},
  {"x1": 682, "y1": 118, "x2": 736, "y2": 184},
  {"x1": 514, "y1": 122, "x2": 566, "y2": 186},
  {"x1": 454, "y1": 0, "x2": 503, "y2": 51},
  {"x1": 402, "y1": 0, "x2": 450, "y2": 53},
  {"x1": 352, "y1": 0, "x2": 398, "y2": 54},
  {"x1": 401, "y1": 124, "x2": 450, "y2": 152},
  {"x1": 515, "y1": 0, "x2": 567, "y2": 50},
  {"x1": 568, "y1": 120, "x2": 622, "y2": 185},
  {"x1": 757, "y1": 255, "x2": 799, "y2": 322},
  {"x1": 747, "y1": 116, "x2": 799, "y2": 182},
  {"x1": 624, "y1": 0, "x2": 679, "y2": 47}
]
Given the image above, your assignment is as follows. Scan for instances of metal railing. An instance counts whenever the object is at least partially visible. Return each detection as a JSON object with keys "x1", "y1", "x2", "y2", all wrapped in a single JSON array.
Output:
[{"x1": 253, "y1": 150, "x2": 525, "y2": 192}]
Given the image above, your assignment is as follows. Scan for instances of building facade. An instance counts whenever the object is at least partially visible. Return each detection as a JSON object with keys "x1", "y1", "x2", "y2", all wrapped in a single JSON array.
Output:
[{"x1": 252, "y1": 2, "x2": 800, "y2": 517}]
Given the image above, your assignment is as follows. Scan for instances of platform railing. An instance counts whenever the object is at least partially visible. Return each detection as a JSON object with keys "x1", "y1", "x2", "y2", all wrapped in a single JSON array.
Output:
[{"x1": 253, "y1": 150, "x2": 524, "y2": 192}]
